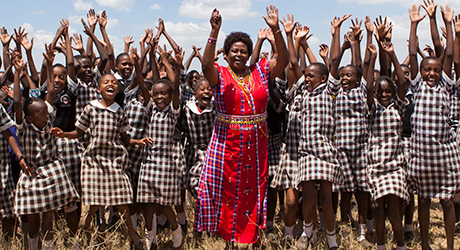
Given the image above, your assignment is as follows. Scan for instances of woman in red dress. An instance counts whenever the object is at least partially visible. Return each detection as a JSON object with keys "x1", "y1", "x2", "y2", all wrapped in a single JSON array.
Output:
[{"x1": 194, "y1": 5, "x2": 288, "y2": 245}]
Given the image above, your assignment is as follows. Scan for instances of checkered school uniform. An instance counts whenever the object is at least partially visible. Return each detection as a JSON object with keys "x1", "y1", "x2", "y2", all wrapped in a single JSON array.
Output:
[
  {"x1": 183, "y1": 100, "x2": 216, "y2": 197},
  {"x1": 0, "y1": 107, "x2": 17, "y2": 218},
  {"x1": 74, "y1": 69, "x2": 102, "y2": 119},
  {"x1": 137, "y1": 103, "x2": 181, "y2": 205},
  {"x1": 181, "y1": 84, "x2": 195, "y2": 107},
  {"x1": 43, "y1": 76, "x2": 84, "y2": 195},
  {"x1": 271, "y1": 76, "x2": 305, "y2": 189},
  {"x1": 124, "y1": 98, "x2": 150, "y2": 197},
  {"x1": 297, "y1": 77, "x2": 341, "y2": 186},
  {"x1": 14, "y1": 102, "x2": 79, "y2": 215},
  {"x1": 407, "y1": 73, "x2": 460, "y2": 200},
  {"x1": 76, "y1": 100, "x2": 133, "y2": 205},
  {"x1": 333, "y1": 79, "x2": 369, "y2": 192},
  {"x1": 367, "y1": 98, "x2": 410, "y2": 204}
]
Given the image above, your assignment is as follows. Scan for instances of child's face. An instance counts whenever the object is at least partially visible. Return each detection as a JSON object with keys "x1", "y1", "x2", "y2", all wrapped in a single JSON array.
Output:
[
  {"x1": 304, "y1": 65, "x2": 327, "y2": 93},
  {"x1": 53, "y1": 66, "x2": 67, "y2": 94},
  {"x1": 116, "y1": 55, "x2": 133, "y2": 80},
  {"x1": 194, "y1": 80, "x2": 213, "y2": 110},
  {"x1": 98, "y1": 75, "x2": 119, "y2": 102},
  {"x1": 77, "y1": 58, "x2": 93, "y2": 83},
  {"x1": 421, "y1": 58, "x2": 442, "y2": 87},
  {"x1": 26, "y1": 101, "x2": 49, "y2": 129},
  {"x1": 376, "y1": 79, "x2": 394, "y2": 107},
  {"x1": 339, "y1": 66, "x2": 359, "y2": 91},
  {"x1": 188, "y1": 72, "x2": 200, "y2": 87},
  {"x1": 0, "y1": 91, "x2": 9, "y2": 110},
  {"x1": 394, "y1": 66, "x2": 411, "y2": 88},
  {"x1": 152, "y1": 82, "x2": 171, "y2": 110}
]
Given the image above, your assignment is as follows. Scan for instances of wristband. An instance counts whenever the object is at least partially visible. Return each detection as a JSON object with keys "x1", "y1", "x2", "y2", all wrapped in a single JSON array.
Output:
[
  {"x1": 19, "y1": 155, "x2": 24, "y2": 162},
  {"x1": 208, "y1": 37, "x2": 217, "y2": 44},
  {"x1": 273, "y1": 29, "x2": 282, "y2": 35}
]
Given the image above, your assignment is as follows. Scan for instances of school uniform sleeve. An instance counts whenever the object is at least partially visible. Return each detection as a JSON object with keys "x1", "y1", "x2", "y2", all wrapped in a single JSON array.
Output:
[
  {"x1": 119, "y1": 110, "x2": 131, "y2": 133},
  {"x1": 394, "y1": 95, "x2": 409, "y2": 116},
  {"x1": 45, "y1": 101, "x2": 56, "y2": 122},
  {"x1": 286, "y1": 75, "x2": 305, "y2": 101},
  {"x1": 75, "y1": 105, "x2": 92, "y2": 132},
  {"x1": 441, "y1": 71, "x2": 456, "y2": 93},
  {"x1": 410, "y1": 72, "x2": 422, "y2": 92},
  {"x1": 67, "y1": 76, "x2": 79, "y2": 95},
  {"x1": 171, "y1": 103, "x2": 180, "y2": 116},
  {"x1": 0, "y1": 105, "x2": 15, "y2": 132},
  {"x1": 327, "y1": 74, "x2": 341, "y2": 95}
]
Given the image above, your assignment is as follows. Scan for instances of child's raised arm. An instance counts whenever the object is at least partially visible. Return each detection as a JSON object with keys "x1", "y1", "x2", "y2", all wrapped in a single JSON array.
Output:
[
  {"x1": 43, "y1": 44, "x2": 56, "y2": 105},
  {"x1": 172, "y1": 47, "x2": 184, "y2": 110},
  {"x1": 381, "y1": 41, "x2": 407, "y2": 100},
  {"x1": 85, "y1": 9, "x2": 98, "y2": 62},
  {"x1": 363, "y1": 16, "x2": 374, "y2": 79},
  {"x1": 250, "y1": 28, "x2": 269, "y2": 66},
  {"x1": 374, "y1": 16, "x2": 392, "y2": 76},
  {"x1": 454, "y1": 15, "x2": 460, "y2": 80},
  {"x1": 422, "y1": 0, "x2": 444, "y2": 57},
  {"x1": 21, "y1": 35, "x2": 39, "y2": 83},
  {"x1": 71, "y1": 33, "x2": 86, "y2": 55},
  {"x1": 131, "y1": 48, "x2": 151, "y2": 106},
  {"x1": 183, "y1": 45, "x2": 202, "y2": 71},
  {"x1": 98, "y1": 10, "x2": 115, "y2": 73},
  {"x1": 159, "y1": 19, "x2": 180, "y2": 53},
  {"x1": 319, "y1": 44, "x2": 330, "y2": 70},
  {"x1": 366, "y1": 44, "x2": 377, "y2": 109},
  {"x1": 263, "y1": 5, "x2": 289, "y2": 80},
  {"x1": 330, "y1": 14, "x2": 352, "y2": 78},
  {"x1": 409, "y1": 5, "x2": 426, "y2": 80},
  {"x1": 1, "y1": 27, "x2": 12, "y2": 70},
  {"x1": 440, "y1": 5, "x2": 454, "y2": 78},
  {"x1": 349, "y1": 18, "x2": 363, "y2": 69},
  {"x1": 295, "y1": 25, "x2": 317, "y2": 64},
  {"x1": 148, "y1": 37, "x2": 160, "y2": 81},
  {"x1": 12, "y1": 52, "x2": 24, "y2": 124},
  {"x1": 82, "y1": 19, "x2": 108, "y2": 74},
  {"x1": 124, "y1": 35, "x2": 134, "y2": 54},
  {"x1": 282, "y1": 14, "x2": 302, "y2": 80}
]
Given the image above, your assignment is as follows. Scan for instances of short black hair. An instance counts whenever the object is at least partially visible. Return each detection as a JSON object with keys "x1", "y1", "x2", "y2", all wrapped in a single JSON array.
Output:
[
  {"x1": 223, "y1": 32, "x2": 253, "y2": 57},
  {"x1": 23, "y1": 97, "x2": 45, "y2": 117},
  {"x1": 346, "y1": 64, "x2": 363, "y2": 81},
  {"x1": 309, "y1": 62, "x2": 329, "y2": 78},
  {"x1": 376, "y1": 75, "x2": 396, "y2": 94},
  {"x1": 193, "y1": 78, "x2": 210, "y2": 92},
  {"x1": 420, "y1": 56, "x2": 442, "y2": 69},
  {"x1": 116, "y1": 53, "x2": 130, "y2": 65},
  {"x1": 153, "y1": 78, "x2": 173, "y2": 93}
]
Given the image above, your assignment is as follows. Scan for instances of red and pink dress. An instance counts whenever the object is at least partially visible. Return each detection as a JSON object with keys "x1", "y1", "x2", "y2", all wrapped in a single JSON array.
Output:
[{"x1": 195, "y1": 58, "x2": 269, "y2": 243}]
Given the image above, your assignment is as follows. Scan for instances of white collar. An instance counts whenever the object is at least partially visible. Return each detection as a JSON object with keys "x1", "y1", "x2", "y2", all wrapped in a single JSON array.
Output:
[
  {"x1": 186, "y1": 99, "x2": 214, "y2": 114},
  {"x1": 90, "y1": 100, "x2": 120, "y2": 113},
  {"x1": 114, "y1": 71, "x2": 134, "y2": 82}
]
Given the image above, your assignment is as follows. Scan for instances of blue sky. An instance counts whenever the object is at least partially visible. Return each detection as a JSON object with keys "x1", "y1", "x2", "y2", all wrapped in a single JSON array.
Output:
[{"x1": 1, "y1": 0, "x2": 459, "y2": 71}]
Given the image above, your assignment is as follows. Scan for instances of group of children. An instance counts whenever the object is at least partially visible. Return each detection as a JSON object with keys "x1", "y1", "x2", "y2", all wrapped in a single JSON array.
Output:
[{"x1": 0, "y1": 1, "x2": 460, "y2": 249}]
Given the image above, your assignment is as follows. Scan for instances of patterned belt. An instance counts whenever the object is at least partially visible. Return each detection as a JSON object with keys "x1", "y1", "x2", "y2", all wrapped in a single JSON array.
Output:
[{"x1": 216, "y1": 112, "x2": 267, "y2": 125}]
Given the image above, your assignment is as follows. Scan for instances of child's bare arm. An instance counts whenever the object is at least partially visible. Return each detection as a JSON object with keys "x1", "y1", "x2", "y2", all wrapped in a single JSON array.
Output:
[
  {"x1": 250, "y1": 28, "x2": 269, "y2": 66},
  {"x1": 85, "y1": 9, "x2": 97, "y2": 62},
  {"x1": 366, "y1": 44, "x2": 377, "y2": 109},
  {"x1": 440, "y1": 5, "x2": 454, "y2": 77},
  {"x1": 124, "y1": 35, "x2": 134, "y2": 54},
  {"x1": 350, "y1": 18, "x2": 363, "y2": 68},
  {"x1": 82, "y1": 19, "x2": 109, "y2": 74},
  {"x1": 454, "y1": 15, "x2": 460, "y2": 80},
  {"x1": 374, "y1": 16, "x2": 392, "y2": 76},
  {"x1": 98, "y1": 11, "x2": 115, "y2": 73},
  {"x1": 422, "y1": 0, "x2": 444, "y2": 57},
  {"x1": 330, "y1": 14, "x2": 352, "y2": 78},
  {"x1": 43, "y1": 44, "x2": 56, "y2": 105},
  {"x1": 3, "y1": 129, "x2": 33, "y2": 176},
  {"x1": 409, "y1": 5, "x2": 426, "y2": 80},
  {"x1": 172, "y1": 47, "x2": 184, "y2": 110},
  {"x1": 319, "y1": 44, "x2": 330, "y2": 70},
  {"x1": 12, "y1": 53, "x2": 24, "y2": 124},
  {"x1": 60, "y1": 18, "x2": 77, "y2": 83},
  {"x1": 21, "y1": 35, "x2": 39, "y2": 83},
  {"x1": 160, "y1": 19, "x2": 180, "y2": 52},
  {"x1": 382, "y1": 41, "x2": 407, "y2": 100},
  {"x1": 120, "y1": 132, "x2": 153, "y2": 146},
  {"x1": 148, "y1": 37, "x2": 160, "y2": 81},
  {"x1": 131, "y1": 47, "x2": 151, "y2": 105},
  {"x1": 50, "y1": 127, "x2": 84, "y2": 139},
  {"x1": 283, "y1": 14, "x2": 302, "y2": 80},
  {"x1": 1, "y1": 27, "x2": 12, "y2": 70},
  {"x1": 71, "y1": 33, "x2": 85, "y2": 55},
  {"x1": 12, "y1": 27, "x2": 26, "y2": 57},
  {"x1": 296, "y1": 26, "x2": 317, "y2": 64},
  {"x1": 263, "y1": 5, "x2": 289, "y2": 80},
  {"x1": 363, "y1": 16, "x2": 373, "y2": 79}
]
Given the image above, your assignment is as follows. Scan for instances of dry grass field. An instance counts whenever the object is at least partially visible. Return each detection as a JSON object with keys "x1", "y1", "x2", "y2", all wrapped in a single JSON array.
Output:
[{"x1": 2, "y1": 196, "x2": 460, "y2": 249}]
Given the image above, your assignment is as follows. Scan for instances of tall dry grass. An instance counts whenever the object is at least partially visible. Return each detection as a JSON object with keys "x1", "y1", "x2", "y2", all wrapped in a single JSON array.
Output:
[{"x1": 1, "y1": 196, "x2": 460, "y2": 249}]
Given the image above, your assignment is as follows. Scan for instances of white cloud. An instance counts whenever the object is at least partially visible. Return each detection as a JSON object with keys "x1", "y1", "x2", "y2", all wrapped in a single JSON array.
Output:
[
  {"x1": 106, "y1": 18, "x2": 119, "y2": 30},
  {"x1": 179, "y1": 0, "x2": 259, "y2": 20},
  {"x1": 73, "y1": 0, "x2": 93, "y2": 12},
  {"x1": 150, "y1": 3, "x2": 163, "y2": 10},
  {"x1": 95, "y1": 0, "x2": 135, "y2": 12},
  {"x1": 32, "y1": 10, "x2": 44, "y2": 15}
]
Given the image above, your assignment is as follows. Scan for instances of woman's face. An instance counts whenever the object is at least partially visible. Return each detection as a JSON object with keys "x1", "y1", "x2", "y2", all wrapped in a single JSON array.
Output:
[{"x1": 226, "y1": 41, "x2": 249, "y2": 72}]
